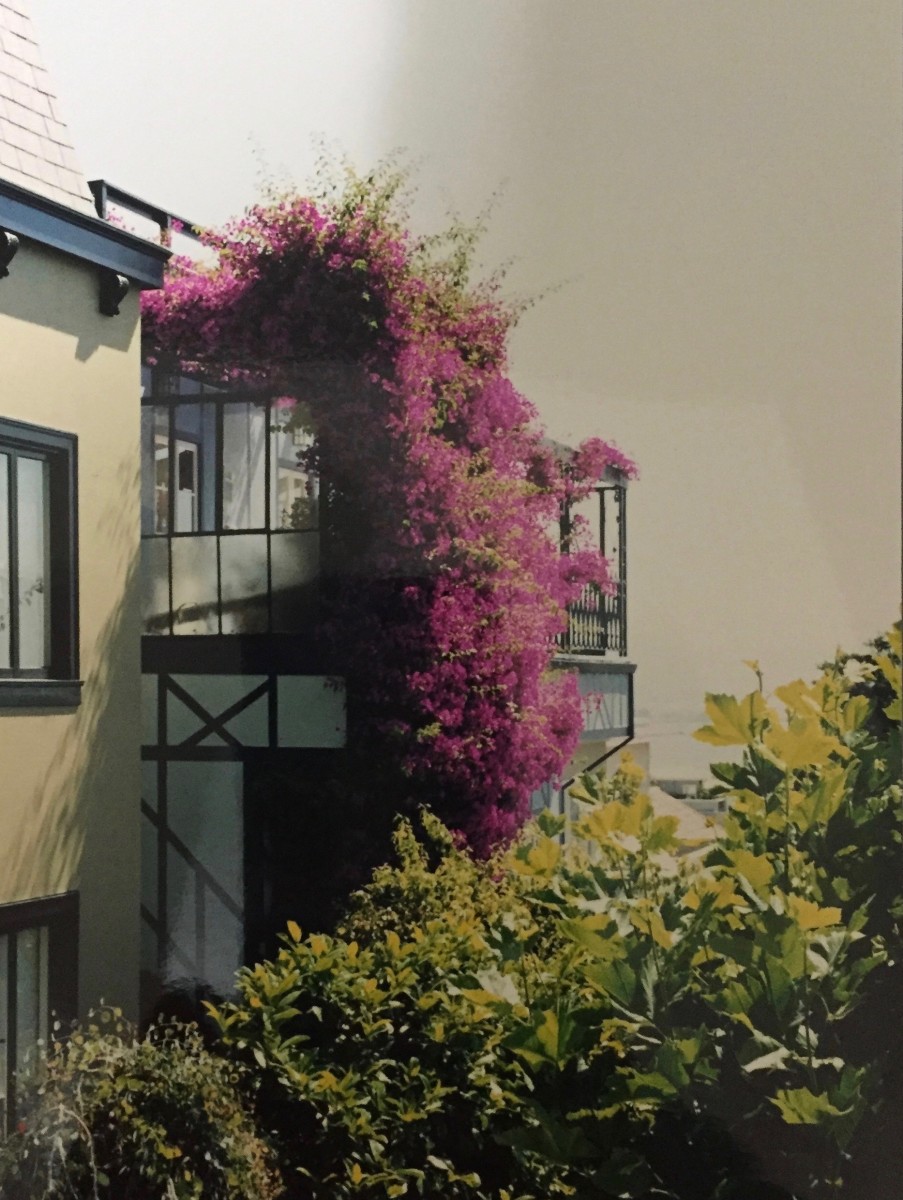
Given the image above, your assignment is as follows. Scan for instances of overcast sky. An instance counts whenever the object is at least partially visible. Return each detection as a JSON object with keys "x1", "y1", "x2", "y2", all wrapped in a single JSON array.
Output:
[{"x1": 30, "y1": 1, "x2": 902, "y2": 776}]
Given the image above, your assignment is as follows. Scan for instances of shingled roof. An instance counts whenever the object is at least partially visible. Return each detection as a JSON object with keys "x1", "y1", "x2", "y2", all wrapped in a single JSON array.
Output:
[{"x1": 0, "y1": 0, "x2": 94, "y2": 214}]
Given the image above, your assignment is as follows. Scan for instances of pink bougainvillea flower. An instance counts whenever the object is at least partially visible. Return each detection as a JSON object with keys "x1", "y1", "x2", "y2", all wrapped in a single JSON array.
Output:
[{"x1": 140, "y1": 166, "x2": 636, "y2": 855}]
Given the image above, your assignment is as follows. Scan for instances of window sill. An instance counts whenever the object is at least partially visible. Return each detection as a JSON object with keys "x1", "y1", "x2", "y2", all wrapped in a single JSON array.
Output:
[{"x1": 0, "y1": 680, "x2": 83, "y2": 709}]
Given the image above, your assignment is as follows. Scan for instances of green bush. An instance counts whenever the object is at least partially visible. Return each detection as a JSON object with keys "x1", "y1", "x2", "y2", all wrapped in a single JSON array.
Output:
[
  {"x1": 0, "y1": 1009, "x2": 279, "y2": 1200},
  {"x1": 211, "y1": 814, "x2": 579, "y2": 1199},
  {"x1": 211, "y1": 624, "x2": 901, "y2": 1199},
  {"x1": 8, "y1": 628, "x2": 891, "y2": 1197}
]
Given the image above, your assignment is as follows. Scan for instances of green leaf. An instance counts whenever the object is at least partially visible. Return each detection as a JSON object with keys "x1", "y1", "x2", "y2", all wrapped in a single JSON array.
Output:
[
  {"x1": 694, "y1": 692, "x2": 769, "y2": 746},
  {"x1": 517, "y1": 835, "x2": 561, "y2": 876},
  {"x1": 786, "y1": 895, "x2": 843, "y2": 932},
  {"x1": 560, "y1": 915, "x2": 617, "y2": 958},
  {"x1": 727, "y1": 849, "x2": 773, "y2": 894},
  {"x1": 771, "y1": 1086, "x2": 848, "y2": 1126},
  {"x1": 585, "y1": 959, "x2": 637, "y2": 1007}
]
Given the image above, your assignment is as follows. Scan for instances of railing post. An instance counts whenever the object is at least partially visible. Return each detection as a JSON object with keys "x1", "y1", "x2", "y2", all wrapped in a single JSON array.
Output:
[{"x1": 617, "y1": 485, "x2": 627, "y2": 655}]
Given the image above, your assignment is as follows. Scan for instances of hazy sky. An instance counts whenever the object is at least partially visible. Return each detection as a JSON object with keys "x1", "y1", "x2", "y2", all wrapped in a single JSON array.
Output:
[{"x1": 30, "y1": 0, "x2": 901, "y2": 776}]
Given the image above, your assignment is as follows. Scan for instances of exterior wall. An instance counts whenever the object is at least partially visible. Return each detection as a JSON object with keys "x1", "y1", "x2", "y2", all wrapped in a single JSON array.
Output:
[{"x1": 0, "y1": 236, "x2": 142, "y2": 1017}]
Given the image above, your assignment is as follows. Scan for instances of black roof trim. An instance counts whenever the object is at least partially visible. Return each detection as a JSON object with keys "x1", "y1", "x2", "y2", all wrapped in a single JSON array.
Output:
[
  {"x1": 89, "y1": 180, "x2": 203, "y2": 241},
  {"x1": 0, "y1": 177, "x2": 169, "y2": 288}
]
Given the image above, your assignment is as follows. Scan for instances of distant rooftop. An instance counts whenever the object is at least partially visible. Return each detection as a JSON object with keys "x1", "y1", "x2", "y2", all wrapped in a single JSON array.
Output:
[{"x1": 0, "y1": 1, "x2": 94, "y2": 214}]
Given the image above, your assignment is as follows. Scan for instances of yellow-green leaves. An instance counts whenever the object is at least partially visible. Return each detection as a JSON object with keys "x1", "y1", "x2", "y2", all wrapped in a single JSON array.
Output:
[
  {"x1": 560, "y1": 913, "x2": 619, "y2": 958},
  {"x1": 628, "y1": 901, "x2": 673, "y2": 949},
  {"x1": 790, "y1": 766, "x2": 848, "y2": 829},
  {"x1": 695, "y1": 691, "x2": 771, "y2": 746},
  {"x1": 785, "y1": 895, "x2": 842, "y2": 932},
  {"x1": 584, "y1": 792, "x2": 646, "y2": 839},
  {"x1": 726, "y1": 849, "x2": 774, "y2": 895},
  {"x1": 771, "y1": 1086, "x2": 848, "y2": 1126},
  {"x1": 763, "y1": 713, "x2": 846, "y2": 771},
  {"x1": 875, "y1": 649, "x2": 902, "y2": 721},
  {"x1": 512, "y1": 833, "x2": 561, "y2": 877}
]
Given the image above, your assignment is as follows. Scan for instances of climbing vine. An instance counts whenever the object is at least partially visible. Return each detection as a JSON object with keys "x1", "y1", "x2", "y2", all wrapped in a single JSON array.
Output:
[{"x1": 141, "y1": 163, "x2": 636, "y2": 854}]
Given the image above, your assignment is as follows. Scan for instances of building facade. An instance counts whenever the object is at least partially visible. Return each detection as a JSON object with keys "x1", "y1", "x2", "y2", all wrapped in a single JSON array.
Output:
[
  {"x1": 80, "y1": 186, "x2": 637, "y2": 1014},
  {"x1": 0, "y1": 0, "x2": 166, "y2": 1126},
  {"x1": 0, "y1": 2, "x2": 636, "y2": 1062}
]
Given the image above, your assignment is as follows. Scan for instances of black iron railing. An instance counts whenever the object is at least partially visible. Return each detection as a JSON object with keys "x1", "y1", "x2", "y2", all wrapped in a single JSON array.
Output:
[{"x1": 558, "y1": 580, "x2": 627, "y2": 656}]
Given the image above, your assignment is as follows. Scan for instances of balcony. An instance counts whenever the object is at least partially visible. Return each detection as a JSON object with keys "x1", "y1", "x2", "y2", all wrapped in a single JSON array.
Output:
[
  {"x1": 558, "y1": 580, "x2": 627, "y2": 657},
  {"x1": 556, "y1": 472, "x2": 629, "y2": 660}
]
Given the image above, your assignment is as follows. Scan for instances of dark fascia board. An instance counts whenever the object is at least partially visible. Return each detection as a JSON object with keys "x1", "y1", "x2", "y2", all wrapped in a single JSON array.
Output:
[
  {"x1": 0, "y1": 177, "x2": 170, "y2": 289},
  {"x1": 552, "y1": 656, "x2": 637, "y2": 674}
]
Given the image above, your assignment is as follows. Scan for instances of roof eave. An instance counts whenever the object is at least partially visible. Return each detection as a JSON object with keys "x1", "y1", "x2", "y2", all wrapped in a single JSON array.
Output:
[{"x1": 0, "y1": 177, "x2": 170, "y2": 289}]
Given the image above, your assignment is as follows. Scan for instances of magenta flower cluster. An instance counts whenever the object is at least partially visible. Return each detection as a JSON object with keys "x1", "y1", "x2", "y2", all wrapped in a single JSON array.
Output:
[{"x1": 140, "y1": 180, "x2": 636, "y2": 853}]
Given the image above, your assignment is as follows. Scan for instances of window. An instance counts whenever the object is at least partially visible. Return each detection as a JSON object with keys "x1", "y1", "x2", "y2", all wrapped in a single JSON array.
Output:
[
  {"x1": 0, "y1": 893, "x2": 78, "y2": 1131},
  {"x1": 0, "y1": 418, "x2": 79, "y2": 707},
  {"x1": 141, "y1": 372, "x2": 320, "y2": 637}
]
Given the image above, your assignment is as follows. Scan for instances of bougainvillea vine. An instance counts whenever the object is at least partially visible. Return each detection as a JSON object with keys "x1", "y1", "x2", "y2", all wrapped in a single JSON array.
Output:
[{"x1": 140, "y1": 165, "x2": 636, "y2": 854}]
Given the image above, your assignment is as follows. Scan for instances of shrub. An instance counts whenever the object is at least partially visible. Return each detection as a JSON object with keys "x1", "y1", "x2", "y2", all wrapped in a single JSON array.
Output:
[
  {"x1": 210, "y1": 624, "x2": 901, "y2": 1200},
  {"x1": 0, "y1": 1009, "x2": 279, "y2": 1200},
  {"x1": 211, "y1": 812, "x2": 577, "y2": 1200}
]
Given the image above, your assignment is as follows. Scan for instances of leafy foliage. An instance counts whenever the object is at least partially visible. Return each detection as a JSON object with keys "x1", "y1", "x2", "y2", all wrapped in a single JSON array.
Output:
[
  {"x1": 11, "y1": 631, "x2": 895, "y2": 1197},
  {"x1": 210, "y1": 812, "x2": 575, "y2": 1200},
  {"x1": 208, "y1": 625, "x2": 901, "y2": 1199},
  {"x1": 0, "y1": 1009, "x2": 279, "y2": 1200},
  {"x1": 140, "y1": 160, "x2": 636, "y2": 855}
]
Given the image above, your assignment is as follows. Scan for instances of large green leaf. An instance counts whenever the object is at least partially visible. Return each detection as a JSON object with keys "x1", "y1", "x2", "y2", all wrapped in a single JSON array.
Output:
[
  {"x1": 584, "y1": 959, "x2": 638, "y2": 1008},
  {"x1": 770, "y1": 1086, "x2": 848, "y2": 1127},
  {"x1": 694, "y1": 692, "x2": 770, "y2": 746}
]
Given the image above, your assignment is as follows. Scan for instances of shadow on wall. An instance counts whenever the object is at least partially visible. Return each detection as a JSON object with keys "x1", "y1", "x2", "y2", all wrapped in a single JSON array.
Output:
[
  {"x1": 3, "y1": 248, "x2": 136, "y2": 364},
  {"x1": 1, "y1": 449, "x2": 142, "y2": 1015}
]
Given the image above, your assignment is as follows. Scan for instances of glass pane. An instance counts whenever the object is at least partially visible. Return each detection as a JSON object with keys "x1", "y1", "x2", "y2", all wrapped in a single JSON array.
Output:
[
  {"x1": 174, "y1": 440, "x2": 200, "y2": 532},
  {"x1": 166, "y1": 847, "x2": 196, "y2": 977},
  {"x1": 17, "y1": 456, "x2": 49, "y2": 670},
  {"x1": 220, "y1": 534, "x2": 268, "y2": 633},
  {"x1": 278, "y1": 676, "x2": 346, "y2": 748},
  {"x1": 15, "y1": 926, "x2": 48, "y2": 1082},
  {"x1": 171, "y1": 536, "x2": 219, "y2": 634},
  {"x1": 141, "y1": 759, "x2": 158, "y2": 811},
  {"x1": 271, "y1": 532, "x2": 319, "y2": 631},
  {"x1": 166, "y1": 689, "x2": 206, "y2": 745},
  {"x1": 140, "y1": 913, "x2": 157, "y2": 984},
  {"x1": 173, "y1": 402, "x2": 200, "y2": 532},
  {"x1": 140, "y1": 538, "x2": 171, "y2": 634},
  {"x1": 169, "y1": 674, "x2": 269, "y2": 746},
  {"x1": 165, "y1": 760, "x2": 244, "y2": 996},
  {"x1": 0, "y1": 934, "x2": 8, "y2": 1129},
  {"x1": 0, "y1": 454, "x2": 9, "y2": 668},
  {"x1": 141, "y1": 810, "x2": 158, "y2": 919},
  {"x1": 200, "y1": 404, "x2": 217, "y2": 530},
  {"x1": 140, "y1": 408, "x2": 159, "y2": 535},
  {"x1": 222, "y1": 402, "x2": 266, "y2": 530},
  {"x1": 270, "y1": 403, "x2": 318, "y2": 530},
  {"x1": 151, "y1": 406, "x2": 170, "y2": 535}
]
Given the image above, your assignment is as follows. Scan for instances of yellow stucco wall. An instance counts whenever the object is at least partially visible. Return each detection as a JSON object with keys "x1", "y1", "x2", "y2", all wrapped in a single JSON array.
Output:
[{"x1": 0, "y1": 236, "x2": 142, "y2": 1017}]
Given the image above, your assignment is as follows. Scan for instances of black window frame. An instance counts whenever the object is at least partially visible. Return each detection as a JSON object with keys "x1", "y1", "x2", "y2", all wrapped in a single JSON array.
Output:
[
  {"x1": 141, "y1": 370, "x2": 320, "y2": 638},
  {"x1": 0, "y1": 891, "x2": 79, "y2": 1130},
  {"x1": 0, "y1": 417, "x2": 80, "y2": 708}
]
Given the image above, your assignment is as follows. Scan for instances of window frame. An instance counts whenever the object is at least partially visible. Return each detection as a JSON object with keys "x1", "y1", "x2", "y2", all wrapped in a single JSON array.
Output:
[
  {"x1": 0, "y1": 891, "x2": 79, "y2": 1130},
  {"x1": 0, "y1": 417, "x2": 80, "y2": 708},
  {"x1": 141, "y1": 373, "x2": 320, "y2": 638}
]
